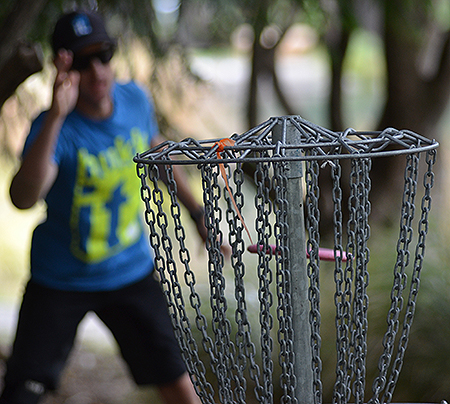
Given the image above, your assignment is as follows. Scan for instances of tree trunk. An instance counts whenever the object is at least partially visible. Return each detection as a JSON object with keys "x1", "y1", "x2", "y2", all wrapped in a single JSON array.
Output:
[
  {"x1": 0, "y1": 43, "x2": 44, "y2": 109},
  {"x1": 248, "y1": 38, "x2": 261, "y2": 129},
  {"x1": 326, "y1": 26, "x2": 351, "y2": 131},
  {"x1": 369, "y1": 1, "x2": 450, "y2": 224},
  {"x1": 0, "y1": 0, "x2": 49, "y2": 68},
  {"x1": 318, "y1": 26, "x2": 353, "y2": 237},
  {"x1": 0, "y1": 0, "x2": 49, "y2": 111},
  {"x1": 318, "y1": 0, "x2": 450, "y2": 231}
]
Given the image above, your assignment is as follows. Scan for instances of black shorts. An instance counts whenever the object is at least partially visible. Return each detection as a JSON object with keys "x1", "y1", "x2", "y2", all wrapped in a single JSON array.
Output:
[{"x1": 3, "y1": 273, "x2": 186, "y2": 391}]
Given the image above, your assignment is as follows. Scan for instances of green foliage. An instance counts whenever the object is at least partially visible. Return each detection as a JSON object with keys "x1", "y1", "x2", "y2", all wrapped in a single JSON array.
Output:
[
  {"x1": 0, "y1": 0, "x2": 14, "y2": 21},
  {"x1": 434, "y1": 0, "x2": 450, "y2": 30},
  {"x1": 297, "y1": 0, "x2": 358, "y2": 37},
  {"x1": 0, "y1": 0, "x2": 69, "y2": 45},
  {"x1": 184, "y1": 0, "x2": 246, "y2": 44},
  {"x1": 366, "y1": 219, "x2": 450, "y2": 402}
]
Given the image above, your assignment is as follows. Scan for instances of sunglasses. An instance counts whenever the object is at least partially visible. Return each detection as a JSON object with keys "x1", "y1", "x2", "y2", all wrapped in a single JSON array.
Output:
[{"x1": 71, "y1": 47, "x2": 115, "y2": 71}]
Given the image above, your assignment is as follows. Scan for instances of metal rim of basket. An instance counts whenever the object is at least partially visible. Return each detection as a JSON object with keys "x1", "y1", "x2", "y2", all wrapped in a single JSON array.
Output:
[{"x1": 134, "y1": 115, "x2": 439, "y2": 166}]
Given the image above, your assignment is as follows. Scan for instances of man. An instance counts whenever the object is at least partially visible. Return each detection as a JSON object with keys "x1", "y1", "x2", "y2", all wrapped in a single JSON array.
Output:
[{"x1": 1, "y1": 9, "x2": 204, "y2": 404}]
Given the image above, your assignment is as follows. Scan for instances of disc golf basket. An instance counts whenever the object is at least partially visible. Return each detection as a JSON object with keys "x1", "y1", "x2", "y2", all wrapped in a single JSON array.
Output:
[{"x1": 134, "y1": 116, "x2": 438, "y2": 404}]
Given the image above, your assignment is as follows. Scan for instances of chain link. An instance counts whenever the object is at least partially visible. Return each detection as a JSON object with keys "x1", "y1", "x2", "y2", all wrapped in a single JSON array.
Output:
[
  {"x1": 254, "y1": 161, "x2": 276, "y2": 403},
  {"x1": 369, "y1": 150, "x2": 436, "y2": 404},
  {"x1": 369, "y1": 153, "x2": 418, "y2": 404},
  {"x1": 137, "y1": 162, "x2": 216, "y2": 403},
  {"x1": 305, "y1": 155, "x2": 323, "y2": 404},
  {"x1": 274, "y1": 161, "x2": 297, "y2": 404},
  {"x1": 332, "y1": 160, "x2": 353, "y2": 404},
  {"x1": 352, "y1": 158, "x2": 371, "y2": 404}
]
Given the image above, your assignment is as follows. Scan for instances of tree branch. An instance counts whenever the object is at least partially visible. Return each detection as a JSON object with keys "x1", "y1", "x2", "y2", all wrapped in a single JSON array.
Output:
[
  {"x1": 0, "y1": 0, "x2": 49, "y2": 71},
  {"x1": 0, "y1": 42, "x2": 44, "y2": 111},
  {"x1": 427, "y1": 30, "x2": 450, "y2": 112}
]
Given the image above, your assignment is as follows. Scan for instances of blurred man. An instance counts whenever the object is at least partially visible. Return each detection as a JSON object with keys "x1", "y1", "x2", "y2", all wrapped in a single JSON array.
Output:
[{"x1": 1, "y1": 9, "x2": 204, "y2": 404}]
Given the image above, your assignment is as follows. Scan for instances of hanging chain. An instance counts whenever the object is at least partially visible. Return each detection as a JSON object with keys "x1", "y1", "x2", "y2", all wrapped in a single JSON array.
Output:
[
  {"x1": 135, "y1": 132, "x2": 437, "y2": 404},
  {"x1": 203, "y1": 162, "x2": 238, "y2": 404},
  {"x1": 274, "y1": 161, "x2": 296, "y2": 404},
  {"x1": 166, "y1": 163, "x2": 218, "y2": 403},
  {"x1": 380, "y1": 149, "x2": 436, "y2": 403},
  {"x1": 368, "y1": 153, "x2": 418, "y2": 404},
  {"x1": 254, "y1": 161, "x2": 275, "y2": 404},
  {"x1": 346, "y1": 158, "x2": 371, "y2": 404},
  {"x1": 137, "y1": 162, "x2": 216, "y2": 403},
  {"x1": 332, "y1": 160, "x2": 353, "y2": 404},
  {"x1": 229, "y1": 162, "x2": 263, "y2": 404},
  {"x1": 305, "y1": 156, "x2": 323, "y2": 404}
]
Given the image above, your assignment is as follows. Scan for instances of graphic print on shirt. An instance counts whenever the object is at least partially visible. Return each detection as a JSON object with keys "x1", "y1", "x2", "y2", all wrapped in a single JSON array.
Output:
[{"x1": 70, "y1": 129, "x2": 148, "y2": 263}]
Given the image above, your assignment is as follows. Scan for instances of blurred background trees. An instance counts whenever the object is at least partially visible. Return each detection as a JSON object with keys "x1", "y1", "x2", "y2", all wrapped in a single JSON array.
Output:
[
  {"x1": 1, "y1": 0, "x2": 450, "y2": 402},
  {"x1": 3, "y1": 0, "x2": 450, "y2": 223},
  {"x1": 3, "y1": 0, "x2": 450, "y2": 135}
]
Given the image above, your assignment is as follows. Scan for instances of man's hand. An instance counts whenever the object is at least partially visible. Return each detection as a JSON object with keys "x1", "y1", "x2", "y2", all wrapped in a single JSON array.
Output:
[
  {"x1": 9, "y1": 50, "x2": 79, "y2": 209},
  {"x1": 51, "y1": 49, "x2": 80, "y2": 118}
]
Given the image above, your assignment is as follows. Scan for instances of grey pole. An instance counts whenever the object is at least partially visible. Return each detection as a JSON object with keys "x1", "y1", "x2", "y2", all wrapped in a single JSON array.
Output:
[{"x1": 273, "y1": 118, "x2": 314, "y2": 404}]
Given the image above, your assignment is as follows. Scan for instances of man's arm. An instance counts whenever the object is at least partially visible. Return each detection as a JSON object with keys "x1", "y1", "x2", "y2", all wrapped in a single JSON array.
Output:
[{"x1": 10, "y1": 50, "x2": 79, "y2": 209}]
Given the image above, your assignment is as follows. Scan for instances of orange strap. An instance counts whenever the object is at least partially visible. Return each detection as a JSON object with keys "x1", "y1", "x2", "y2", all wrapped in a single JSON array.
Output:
[{"x1": 215, "y1": 139, "x2": 253, "y2": 244}]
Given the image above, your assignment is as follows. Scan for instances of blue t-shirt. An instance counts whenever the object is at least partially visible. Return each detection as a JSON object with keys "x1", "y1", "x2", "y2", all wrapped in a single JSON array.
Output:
[{"x1": 23, "y1": 81, "x2": 157, "y2": 291}]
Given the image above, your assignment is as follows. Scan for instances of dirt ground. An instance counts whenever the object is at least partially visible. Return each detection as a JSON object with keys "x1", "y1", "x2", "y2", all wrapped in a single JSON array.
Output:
[{"x1": 0, "y1": 342, "x2": 163, "y2": 404}]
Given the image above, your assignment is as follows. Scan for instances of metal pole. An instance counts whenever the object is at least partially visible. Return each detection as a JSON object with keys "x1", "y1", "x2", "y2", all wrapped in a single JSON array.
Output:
[{"x1": 273, "y1": 118, "x2": 314, "y2": 404}]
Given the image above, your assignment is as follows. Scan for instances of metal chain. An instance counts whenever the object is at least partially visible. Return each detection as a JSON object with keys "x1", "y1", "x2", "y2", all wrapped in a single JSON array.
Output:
[
  {"x1": 344, "y1": 161, "x2": 357, "y2": 403},
  {"x1": 166, "y1": 164, "x2": 218, "y2": 403},
  {"x1": 135, "y1": 137, "x2": 437, "y2": 404},
  {"x1": 137, "y1": 162, "x2": 216, "y2": 403},
  {"x1": 228, "y1": 162, "x2": 262, "y2": 404},
  {"x1": 332, "y1": 160, "x2": 353, "y2": 404},
  {"x1": 368, "y1": 153, "x2": 418, "y2": 404},
  {"x1": 347, "y1": 158, "x2": 371, "y2": 404},
  {"x1": 305, "y1": 156, "x2": 323, "y2": 404},
  {"x1": 203, "y1": 162, "x2": 237, "y2": 404},
  {"x1": 254, "y1": 161, "x2": 275, "y2": 404},
  {"x1": 380, "y1": 149, "x2": 436, "y2": 403},
  {"x1": 274, "y1": 161, "x2": 296, "y2": 404}
]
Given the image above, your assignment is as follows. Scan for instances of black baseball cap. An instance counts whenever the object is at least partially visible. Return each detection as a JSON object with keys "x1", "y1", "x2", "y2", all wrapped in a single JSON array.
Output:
[{"x1": 51, "y1": 10, "x2": 116, "y2": 54}]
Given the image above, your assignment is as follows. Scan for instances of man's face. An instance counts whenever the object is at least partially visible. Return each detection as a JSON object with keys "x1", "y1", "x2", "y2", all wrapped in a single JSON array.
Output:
[{"x1": 73, "y1": 43, "x2": 115, "y2": 105}]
